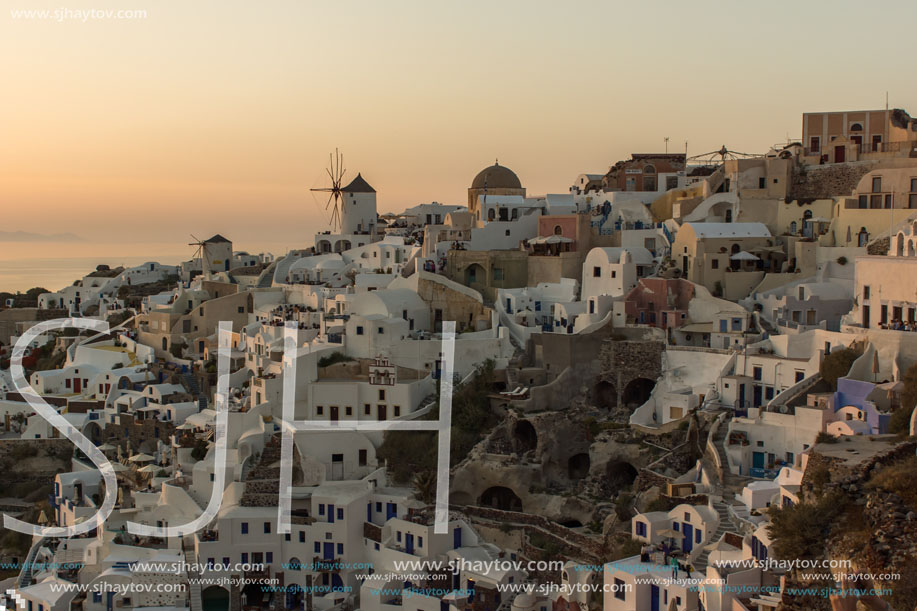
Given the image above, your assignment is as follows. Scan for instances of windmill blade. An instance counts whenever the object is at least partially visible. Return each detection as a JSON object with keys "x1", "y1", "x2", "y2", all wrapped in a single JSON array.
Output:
[{"x1": 325, "y1": 193, "x2": 335, "y2": 210}]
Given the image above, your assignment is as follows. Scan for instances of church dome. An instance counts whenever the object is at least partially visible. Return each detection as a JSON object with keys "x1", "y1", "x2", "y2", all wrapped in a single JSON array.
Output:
[{"x1": 471, "y1": 162, "x2": 522, "y2": 190}]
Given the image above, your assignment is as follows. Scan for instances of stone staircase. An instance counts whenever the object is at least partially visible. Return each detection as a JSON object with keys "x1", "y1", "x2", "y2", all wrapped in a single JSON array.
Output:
[
  {"x1": 183, "y1": 373, "x2": 208, "y2": 411},
  {"x1": 17, "y1": 537, "x2": 46, "y2": 589},
  {"x1": 712, "y1": 419, "x2": 748, "y2": 491},
  {"x1": 183, "y1": 537, "x2": 203, "y2": 611},
  {"x1": 692, "y1": 500, "x2": 732, "y2": 573}
]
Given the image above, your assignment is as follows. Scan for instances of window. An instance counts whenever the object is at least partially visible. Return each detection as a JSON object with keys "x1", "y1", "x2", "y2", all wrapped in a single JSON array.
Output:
[
  {"x1": 394, "y1": 405, "x2": 401, "y2": 417},
  {"x1": 863, "y1": 286, "x2": 870, "y2": 300},
  {"x1": 810, "y1": 136, "x2": 820, "y2": 153},
  {"x1": 684, "y1": 512, "x2": 690, "y2": 521},
  {"x1": 376, "y1": 502, "x2": 382, "y2": 512},
  {"x1": 872, "y1": 176, "x2": 882, "y2": 192},
  {"x1": 885, "y1": 194, "x2": 893, "y2": 209},
  {"x1": 238, "y1": 306, "x2": 244, "y2": 313},
  {"x1": 858, "y1": 195, "x2": 868, "y2": 209},
  {"x1": 593, "y1": 266, "x2": 601, "y2": 277},
  {"x1": 758, "y1": 177, "x2": 766, "y2": 189},
  {"x1": 299, "y1": 531, "x2": 306, "y2": 543},
  {"x1": 377, "y1": 326, "x2": 384, "y2": 334},
  {"x1": 356, "y1": 326, "x2": 364, "y2": 335},
  {"x1": 337, "y1": 543, "x2": 344, "y2": 554},
  {"x1": 711, "y1": 259, "x2": 719, "y2": 269},
  {"x1": 611, "y1": 270, "x2": 617, "y2": 278},
  {"x1": 319, "y1": 504, "x2": 325, "y2": 515},
  {"x1": 359, "y1": 449, "x2": 367, "y2": 466},
  {"x1": 418, "y1": 536, "x2": 423, "y2": 547},
  {"x1": 345, "y1": 406, "x2": 352, "y2": 416},
  {"x1": 636, "y1": 521, "x2": 646, "y2": 536},
  {"x1": 337, "y1": 508, "x2": 343, "y2": 520},
  {"x1": 614, "y1": 578, "x2": 626, "y2": 600},
  {"x1": 795, "y1": 371, "x2": 805, "y2": 383},
  {"x1": 732, "y1": 317, "x2": 742, "y2": 331},
  {"x1": 397, "y1": 531, "x2": 402, "y2": 542},
  {"x1": 242, "y1": 552, "x2": 249, "y2": 563},
  {"x1": 314, "y1": 542, "x2": 320, "y2": 553},
  {"x1": 493, "y1": 267, "x2": 504, "y2": 281},
  {"x1": 911, "y1": 178, "x2": 917, "y2": 192},
  {"x1": 266, "y1": 552, "x2": 273, "y2": 563},
  {"x1": 378, "y1": 389, "x2": 386, "y2": 400},
  {"x1": 316, "y1": 405, "x2": 323, "y2": 415},
  {"x1": 264, "y1": 522, "x2": 271, "y2": 534},
  {"x1": 910, "y1": 193, "x2": 917, "y2": 209},
  {"x1": 753, "y1": 366, "x2": 762, "y2": 381},
  {"x1": 241, "y1": 522, "x2": 248, "y2": 534}
]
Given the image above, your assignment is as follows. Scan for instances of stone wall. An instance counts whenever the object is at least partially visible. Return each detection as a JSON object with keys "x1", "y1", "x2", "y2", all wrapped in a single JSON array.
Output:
[
  {"x1": 597, "y1": 338, "x2": 665, "y2": 408},
  {"x1": 788, "y1": 162, "x2": 877, "y2": 200}
]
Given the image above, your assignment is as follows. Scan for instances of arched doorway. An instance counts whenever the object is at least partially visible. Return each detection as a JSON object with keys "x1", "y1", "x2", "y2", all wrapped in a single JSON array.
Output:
[
  {"x1": 202, "y1": 586, "x2": 230, "y2": 611},
  {"x1": 464, "y1": 263, "x2": 486, "y2": 286},
  {"x1": 567, "y1": 453, "x2": 591, "y2": 480},
  {"x1": 593, "y1": 381, "x2": 617, "y2": 409},
  {"x1": 623, "y1": 378, "x2": 655, "y2": 406},
  {"x1": 512, "y1": 420, "x2": 537, "y2": 454},
  {"x1": 479, "y1": 486, "x2": 523, "y2": 512}
]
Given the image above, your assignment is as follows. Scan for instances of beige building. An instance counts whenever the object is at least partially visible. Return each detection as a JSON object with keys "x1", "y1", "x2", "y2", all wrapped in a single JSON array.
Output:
[
  {"x1": 832, "y1": 165, "x2": 917, "y2": 247},
  {"x1": 672, "y1": 222, "x2": 776, "y2": 300},
  {"x1": 852, "y1": 221, "x2": 917, "y2": 328},
  {"x1": 802, "y1": 108, "x2": 917, "y2": 164}
]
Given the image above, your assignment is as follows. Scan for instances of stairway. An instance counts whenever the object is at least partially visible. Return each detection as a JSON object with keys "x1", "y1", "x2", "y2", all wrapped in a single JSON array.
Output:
[
  {"x1": 712, "y1": 420, "x2": 748, "y2": 491},
  {"x1": 18, "y1": 537, "x2": 46, "y2": 589},
  {"x1": 183, "y1": 373, "x2": 208, "y2": 411},
  {"x1": 692, "y1": 500, "x2": 732, "y2": 573},
  {"x1": 183, "y1": 537, "x2": 203, "y2": 611}
]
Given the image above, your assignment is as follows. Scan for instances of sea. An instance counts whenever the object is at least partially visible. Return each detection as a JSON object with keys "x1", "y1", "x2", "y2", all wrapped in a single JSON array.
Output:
[{"x1": 0, "y1": 239, "x2": 297, "y2": 294}]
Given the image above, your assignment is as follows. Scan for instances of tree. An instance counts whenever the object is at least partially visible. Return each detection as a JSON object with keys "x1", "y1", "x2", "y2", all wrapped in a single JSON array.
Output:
[
  {"x1": 819, "y1": 347, "x2": 862, "y2": 391},
  {"x1": 412, "y1": 471, "x2": 436, "y2": 504},
  {"x1": 890, "y1": 363, "x2": 917, "y2": 435}
]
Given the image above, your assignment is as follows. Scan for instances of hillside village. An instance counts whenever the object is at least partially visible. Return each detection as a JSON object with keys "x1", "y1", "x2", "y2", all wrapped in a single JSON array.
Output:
[{"x1": 1, "y1": 107, "x2": 917, "y2": 611}]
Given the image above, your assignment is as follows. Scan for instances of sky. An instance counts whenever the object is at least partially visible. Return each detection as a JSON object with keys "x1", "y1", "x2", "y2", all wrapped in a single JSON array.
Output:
[{"x1": 1, "y1": 0, "x2": 916, "y2": 246}]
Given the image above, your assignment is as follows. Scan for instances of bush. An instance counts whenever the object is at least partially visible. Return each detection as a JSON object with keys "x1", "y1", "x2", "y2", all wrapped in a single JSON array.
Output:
[
  {"x1": 767, "y1": 491, "x2": 846, "y2": 560},
  {"x1": 317, "y1": 352, "x2": 355, "y2": 368},
  {"x1": 836, "y1": 256, "x2": 848, "y2": 265},
  {"x1": 378, "y1": 359, "x2": 497, "y2": 483},
  {"x1": 814, "y1": 431, "x2": 838, "y2": 444},
  {"x1": 819, "y1": 347, "x2": 861, "y2": 390},
  {"x1": 865, "y1": 457, "x2": 917, "y2": 509}
]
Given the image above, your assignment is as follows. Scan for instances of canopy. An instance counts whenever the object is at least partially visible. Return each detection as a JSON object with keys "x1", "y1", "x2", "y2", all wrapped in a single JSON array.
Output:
[
  {"x1": 730, "y1": 251, "x2": 760, "y2": 261},
  {"x1": 528, "y1": 235, "x2": 573, "y2": 245},
  {"x1": 657, "y1": 528, "x2": 684, "y2": 540},
  {"x1": 128, "y1": 453, "x2": 155, "y2": 463},
  {"x1": 137, "y1": 464, "x2": 162, "y2": 474}
]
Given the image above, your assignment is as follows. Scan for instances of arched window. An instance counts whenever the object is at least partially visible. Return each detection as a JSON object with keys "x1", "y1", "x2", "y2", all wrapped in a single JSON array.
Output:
[
  {"x1": 850, "y1": 122, "x2": 863, "y2": 132},
  {"x1": 731, "y1": 244, "x2": 741, "y2": 255},
  {"x1": 643, "y1": 165, "x2": 656, "y2": 174},
  {"x1": 803, "y1": 210, "x2": 813, "y2": 220},
  {"x1": 487, "y1": 208, "x2": 495, "y2": 221},
  {"x1": 554, "y1": 225, "x2": 563, "y2": 235}
]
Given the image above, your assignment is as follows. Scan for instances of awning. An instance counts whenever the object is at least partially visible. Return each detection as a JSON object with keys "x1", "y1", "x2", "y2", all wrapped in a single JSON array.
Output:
[{"x1": 730, "y1": 251, "x2": 760, "y2": 261}]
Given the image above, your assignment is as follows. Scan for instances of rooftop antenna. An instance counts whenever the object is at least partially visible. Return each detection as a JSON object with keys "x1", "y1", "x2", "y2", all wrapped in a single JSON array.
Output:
[
  {"x1": 188, "y1": 234, "x2": 210, "y2": 280},
  {"x1": 664, "y1": 137, "x2": 669, "y2": 154},
  {"x1": 310, "y1": 149, "x2": 346, "y2": 231}
]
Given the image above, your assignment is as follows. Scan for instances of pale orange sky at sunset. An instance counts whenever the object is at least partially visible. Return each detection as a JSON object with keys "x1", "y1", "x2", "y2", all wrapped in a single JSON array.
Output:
[{"x1": 2, "y1": 0, "x2": 916, "y2": 245}]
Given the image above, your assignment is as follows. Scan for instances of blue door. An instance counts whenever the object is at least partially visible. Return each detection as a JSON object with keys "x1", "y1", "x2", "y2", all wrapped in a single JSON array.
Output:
[
  {"x1": 323, "y1": 542, "x2": 334, "y2": 560},
  {"x1": 682, "y1": 523, "x2": 694, "y2": 553},
  {"x1": 328, "y1": 504, "x2": 335, "y2": 524},
  {"x1": 453, "y1": 527, "x2": 462, "y2": 549},
  {"x1": 367, "y1": 503, "x2": 372, "y2": 522},
  {"x1": 405, "y1": 533, "x2": 414, "y2": 554},
  {"x1": 331, "y1": 574, "x2": 344, "y2": 591},
  {"x1": 650, "y1": 585, "x2": 660, "y2": 611},
  {"x1": 386, "y1": 502, "x2": 396, "y2": 520},
  {"x1": 753, "y1": 452, "x2": 765, "y2": 469}
]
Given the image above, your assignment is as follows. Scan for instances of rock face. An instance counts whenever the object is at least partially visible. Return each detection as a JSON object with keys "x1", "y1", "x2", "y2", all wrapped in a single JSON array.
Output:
[{"x1": 450, "y1": 408, "x2": 652, "y2": 525}]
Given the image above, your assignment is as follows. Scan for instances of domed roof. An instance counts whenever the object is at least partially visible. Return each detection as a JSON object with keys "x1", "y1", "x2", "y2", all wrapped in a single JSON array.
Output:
[{"x1": 471, "y1": 162, "x2": 522, "y2": 190}]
